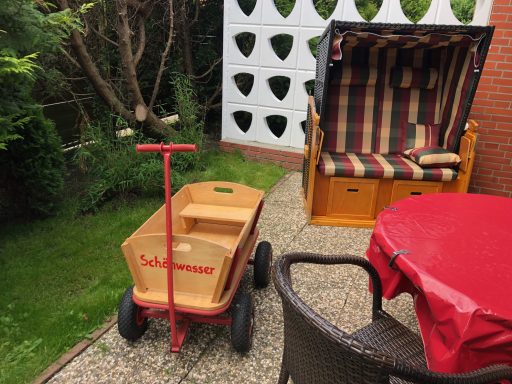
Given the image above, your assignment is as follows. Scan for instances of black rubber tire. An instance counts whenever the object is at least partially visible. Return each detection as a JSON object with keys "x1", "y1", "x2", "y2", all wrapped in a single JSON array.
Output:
[
  {"x1": 253, "y1": 241, "x2": 272, "y2": 289},
  {"x1": 230, "y1": 292, "x2": 254, "y2": 353},
  {"x1": 117, "y1": 286, "x2": 148, "y2": 341}
]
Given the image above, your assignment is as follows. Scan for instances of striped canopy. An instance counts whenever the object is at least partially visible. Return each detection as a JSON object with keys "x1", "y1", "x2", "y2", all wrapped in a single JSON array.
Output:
[{"x1": 332, "y1": 31, "x2": 484, "y2": 61}]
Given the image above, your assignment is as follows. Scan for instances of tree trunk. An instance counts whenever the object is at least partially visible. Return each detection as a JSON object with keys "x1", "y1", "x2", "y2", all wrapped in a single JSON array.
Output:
[
  {"x1": 115, "y1": 0, "x2": 169, "y2": 134},
  {"x1": 57, "y1": 0, "x2": 174, "y2": 136},
  {"x1": 177, "y1": 1, "x2": 194, "y2": 76},
  {"x1": 68, "y1": 29, "x2": 136, "y2": 126}
]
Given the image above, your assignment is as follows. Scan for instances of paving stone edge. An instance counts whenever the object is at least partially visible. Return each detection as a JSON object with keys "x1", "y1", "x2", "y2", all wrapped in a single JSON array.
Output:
[{"x1": 32, "y1": 315, "x2": 118, "y2": 384}]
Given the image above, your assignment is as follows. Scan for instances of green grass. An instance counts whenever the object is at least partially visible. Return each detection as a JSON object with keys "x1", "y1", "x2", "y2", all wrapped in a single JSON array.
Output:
[
  {"x1": 187, "y1": 150, "x2": 286, "y2": 187},
  {"x1": 0, "y1": 150, "x2": 286, "y2": 384}
]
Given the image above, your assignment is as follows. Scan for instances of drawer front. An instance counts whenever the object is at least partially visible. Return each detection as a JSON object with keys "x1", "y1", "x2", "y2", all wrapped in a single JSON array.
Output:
[
  {"x1": 327, "y1": 178, "x2": 379, "y2": 219},
  {"x1": 391, "y1": 180, "x2": 442, "y2": 203}
]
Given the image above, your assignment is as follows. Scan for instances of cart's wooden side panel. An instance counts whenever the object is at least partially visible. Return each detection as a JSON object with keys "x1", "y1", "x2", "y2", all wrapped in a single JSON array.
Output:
[
  {"x1": 123, "y1": 234, "x2": 231, "y2": 306},
  {"x1": 121, "y1": 240, "x2": 149, "y2": 293},
  {"x1": 131, "y1": 188, "x2": 193, "y2": 238},
  {"x1": 123, "y1": 234, "x2": 168, "y2": 294},
  {"x1": 179, "y1": 182, "x2": 263, "y2": 250},
  {"x1": 131, "y1": 205, "x2": 166, "y2": 237},
  {"x1": 187, "y1": 181, "x2": 264, "y2": 209},
  {"x1": 186, "y1": 222, "x2": 241, "y2": 250},
  {"x1": 172, "y1": 187, "x2": 195, "y2": 234},
  {"x1": 172, "y1": 235, "x2": 232, "y2": 301}
]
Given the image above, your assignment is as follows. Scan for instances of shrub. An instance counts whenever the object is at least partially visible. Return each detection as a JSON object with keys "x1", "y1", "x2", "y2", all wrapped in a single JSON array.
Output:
[
  {"x1": 75, "y1": 74, "x2": 206, "y2": 213},
  {"x1": 0, "y1": 108, "x2": 65, "y2": 218},
  {"x1": 170, "y1": 73, "x2": 205, "y2": 173},
  {"x1": 74, "y1": 124, "x2": 163, "y2": 213}
]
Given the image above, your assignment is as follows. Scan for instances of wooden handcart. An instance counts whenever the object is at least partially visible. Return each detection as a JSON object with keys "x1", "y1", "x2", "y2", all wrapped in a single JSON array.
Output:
[{"x1": 117, "y1": 143, "x2": 272, "y2": 353}]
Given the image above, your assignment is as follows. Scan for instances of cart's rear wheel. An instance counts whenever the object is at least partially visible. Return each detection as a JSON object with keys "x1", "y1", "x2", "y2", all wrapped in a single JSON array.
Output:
[
  {"x1": 230, "y1": 292, "x2": 254, "y2": 353},
  {"x1": 118, "y1": 286, "x2": 148, "y2": 341},
  {"x1": 254, "y1": 241, "x2": 272, "y2": 289}
]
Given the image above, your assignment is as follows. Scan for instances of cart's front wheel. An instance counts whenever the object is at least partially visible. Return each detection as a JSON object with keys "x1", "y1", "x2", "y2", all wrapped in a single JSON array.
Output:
[
  {"x1": 118, "y1": 286, "x2": 148, "y2": 341},
  {"x1": 254, "y1": 241, "x2": 272, "y2": 289},
  {"x1": 231, "y1": 292, "x2": 254, "y2": 353}
]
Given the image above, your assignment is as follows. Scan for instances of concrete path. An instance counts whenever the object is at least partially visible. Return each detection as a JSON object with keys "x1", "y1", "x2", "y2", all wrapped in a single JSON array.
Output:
[{"x1": 48, "y1": 172, "x2": 418, "y2": 384}]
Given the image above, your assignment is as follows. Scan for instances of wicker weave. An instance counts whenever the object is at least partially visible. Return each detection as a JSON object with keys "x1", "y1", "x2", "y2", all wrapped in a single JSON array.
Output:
[
  {"x1": 273, "y1": 252, "x2": 512, "y2": 384},
  {"x1": 301, "y1": 101, "x2": 313, "y2": 199}
]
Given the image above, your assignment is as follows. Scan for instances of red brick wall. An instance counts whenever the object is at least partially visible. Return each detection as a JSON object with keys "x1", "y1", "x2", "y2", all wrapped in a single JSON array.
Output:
[
  {"x1": 219, "y1": 140, "x2": 303, "y2": 171},
  {"x1": 469, "y1": 0, "x2": 512, "y2": 197}
]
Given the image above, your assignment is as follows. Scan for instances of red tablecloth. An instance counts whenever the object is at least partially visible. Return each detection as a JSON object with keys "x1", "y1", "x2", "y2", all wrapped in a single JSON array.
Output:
[{"x1": 367, "y1": 193, "x2": 512, "y2": 374}]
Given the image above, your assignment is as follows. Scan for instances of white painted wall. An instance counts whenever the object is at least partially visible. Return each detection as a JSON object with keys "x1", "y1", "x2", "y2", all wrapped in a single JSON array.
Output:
[{"x1": 221, "y1": 0, "x2": 494, "y2": 150}]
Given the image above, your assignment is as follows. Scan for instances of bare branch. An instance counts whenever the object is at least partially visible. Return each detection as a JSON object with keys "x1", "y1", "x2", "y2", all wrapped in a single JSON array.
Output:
[
  {"x1": 59, "y1": 47, "x2": 81, "y2": 69},
  {"x1": 207, "y1": 102, "x2": 222, "y2": 110},
  {"x1": 176, "y1": 0, "x2": 193, "y2": 76},
  {"x1": 148, "y1": 0, "x2": 174, "y2": 110},
  {"x1": 192, "y1": 57, "x2": 222, "y2": 80},
  {"x1": 205, "y1": 84, "x2": 222, "y2": 111},
  {"x1": 57, "y1": 0, "x2": 174, "y2": 135},
  {"x1": 90, "y1": 24, "x2": 119, "y2": 47},
  {"x1": 56, "y1": 0, "x2": 139, "y2": 128},
  {"x1": 116, "y1": 0, "x2": 170, "y2": 132},
  {"x1": 132, "y1": 16, "x2": 146, "y2": 67},
  {"x1": 116, "y1": 0, "x2": 145, "y2": 105},
  {"x1": 192, "y1": 0, "x2": 200, "y2": 24},
  {"x1": 127, "y1": 0, "x2": 152, "y2": 18}
]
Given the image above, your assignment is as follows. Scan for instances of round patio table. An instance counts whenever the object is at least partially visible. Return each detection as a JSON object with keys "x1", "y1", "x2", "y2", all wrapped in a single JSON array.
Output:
[{"x1": 366, "y1": 193, "x2": 512, "y2": 374}]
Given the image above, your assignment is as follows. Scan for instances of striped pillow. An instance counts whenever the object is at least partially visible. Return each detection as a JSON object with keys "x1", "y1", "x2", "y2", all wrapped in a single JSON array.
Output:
[
  {"x1": 390, "y1": 67, "x2": 438, "y2": 90},
  {"x1": 404, "y1": 146, "x2": 461, "y2": 168},
  {"x1": 403, "y1": 122, "x2": 441, "y2": 150}
]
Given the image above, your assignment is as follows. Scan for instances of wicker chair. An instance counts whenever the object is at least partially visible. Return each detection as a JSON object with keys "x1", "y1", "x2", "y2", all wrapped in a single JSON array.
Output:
[{"x1": 273, "y1": 252, "x2": 512, "y2": 384}]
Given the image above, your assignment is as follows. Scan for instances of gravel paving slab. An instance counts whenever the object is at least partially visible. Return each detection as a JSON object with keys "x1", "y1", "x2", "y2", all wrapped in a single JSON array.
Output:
[
  {"x1": 48, "y1": 319, "x2": 219, "y2": 384},
  {"x1": 263, "y1": 172, "x2": 303, "y2": 206},
  {"x1": 46, "y1": 172, "x2": 419, "y2": 384}
]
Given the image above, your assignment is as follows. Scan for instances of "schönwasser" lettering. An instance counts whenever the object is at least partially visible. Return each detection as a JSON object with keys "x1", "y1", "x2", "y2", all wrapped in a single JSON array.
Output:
[{"x1": 139, "y1": 254, "x2": 216, "y2": 275}]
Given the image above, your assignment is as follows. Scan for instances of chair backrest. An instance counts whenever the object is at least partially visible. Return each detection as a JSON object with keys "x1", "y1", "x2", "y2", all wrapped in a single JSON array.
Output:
[
  {"x1": 273, "y1": 253, "x2": 395, "y2": 384},
  {"x1": 274, "y1": 252, "x2": 512, "y2": 384}
]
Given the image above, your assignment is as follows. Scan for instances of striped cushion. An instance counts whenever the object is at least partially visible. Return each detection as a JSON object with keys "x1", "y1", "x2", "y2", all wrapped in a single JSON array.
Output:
[
  {"x1": 340, "y1": 66, "x2": 377, "y2": 86},
  {"x1": 325, "y1": 41, "x2": 476, "y2": 155},
  {"x1": 403, "y1": 122, "x2": 440, "y2": 150},
  {"x1": 324, "y1": 48, "x2": 442, "y2": 155},
  {"x1": 439, "y1": 46, "x2": 475, "y2": 151},
  {"x1": 318, "y1": 152, "x2": 458, "y2": 182},
  {"x1": 404, "y1": 146, "x2": 461, "y2": 168},
  {"x1": 390, "y1": 67, "x2": 438, "y2": 90}
]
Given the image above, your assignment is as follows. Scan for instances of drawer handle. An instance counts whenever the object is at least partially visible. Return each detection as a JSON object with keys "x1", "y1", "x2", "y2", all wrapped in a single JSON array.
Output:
[
  {"x1": 347, "y1": 188, "x2": 359, "y2": 193},
  {"x1": 410, "y1": 191, "x2": 422, "y2": 195}
]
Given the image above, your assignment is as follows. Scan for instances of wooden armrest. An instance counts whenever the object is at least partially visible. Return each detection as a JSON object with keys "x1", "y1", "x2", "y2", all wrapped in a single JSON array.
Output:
[
  {"x1": 315, "y1": 128, "x2": 324, "y2": 165},
  {"x1": 467, "y1": 119, "x2": 479, "y2": 132},
  {"x1": 459, "y1": 121, "x2": 478, "y2": 172}
]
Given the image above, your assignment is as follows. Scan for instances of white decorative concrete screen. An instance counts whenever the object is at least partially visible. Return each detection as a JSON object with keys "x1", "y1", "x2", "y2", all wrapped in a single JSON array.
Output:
[{"x1": 221, "y1": 0, "x2": 494, "y2": 150}]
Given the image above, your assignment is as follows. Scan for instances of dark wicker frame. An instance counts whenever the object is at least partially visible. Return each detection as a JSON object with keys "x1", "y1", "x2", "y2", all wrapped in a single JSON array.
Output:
[
  {"x1": 273, "y1": 252, "x2": 512, "y2": 384},
  {"x1": 301, "y1": 101, "x2": 313, "y2": 199}
]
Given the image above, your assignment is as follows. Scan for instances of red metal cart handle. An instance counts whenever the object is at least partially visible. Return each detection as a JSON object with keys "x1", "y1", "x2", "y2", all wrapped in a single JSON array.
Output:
[{"x1": 136, "y1": 143, "x2": 197, "y2": 153}]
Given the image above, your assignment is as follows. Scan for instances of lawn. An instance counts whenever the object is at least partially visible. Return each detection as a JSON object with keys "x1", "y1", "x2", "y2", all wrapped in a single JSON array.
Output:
[{"x1": 0, "y1": 150, "x2": 286, "y2": 384}]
